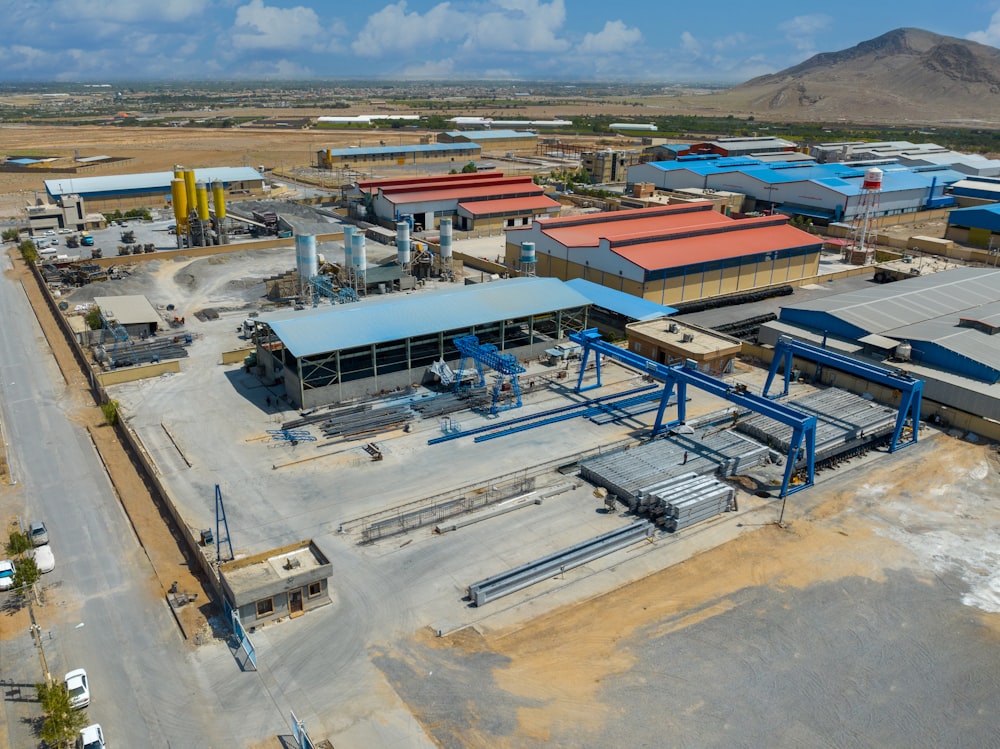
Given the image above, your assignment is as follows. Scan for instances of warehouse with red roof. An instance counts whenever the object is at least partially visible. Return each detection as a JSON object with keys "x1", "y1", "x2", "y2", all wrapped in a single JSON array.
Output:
[
  {"x1": 357, "y1": 172, "x2": 560, "y2": 232},
  {"x1": 505, "y1": 202, "x2": 823, "y2": 306}
]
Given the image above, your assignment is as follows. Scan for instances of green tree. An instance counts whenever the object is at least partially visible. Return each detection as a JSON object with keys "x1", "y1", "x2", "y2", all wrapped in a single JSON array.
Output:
[
  {"x1": 101, "y1": 399, "x2": 120, "y2": 426},
  {"x1": 12, "y1": 556, "x2": 40, "y2": 592},
  {"x1": 84, "y1": 306, "x2": 103, "y2": 330},
  {"x1": 2, "y1": 227, "x2": 19, "y2": 242},
  {"x1": 460, "y1": 161, "x2": 478, "y2": 173},
  {"x1": 19, "y1": 240, "x2": 37, "y2": 263},
  {"x1": 6, "y1": 529, "x2": 30, "y2": 556},
  {"x1": 36, "y1": 681, "x2": 88, "y2": 748}
]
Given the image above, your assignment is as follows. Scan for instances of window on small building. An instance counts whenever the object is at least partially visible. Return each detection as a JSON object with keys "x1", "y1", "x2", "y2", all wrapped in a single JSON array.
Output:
[
  {"x1": 308, "y1": 581, "x2": 323, "y2": 598},
  {"x1": 256, "y1": 598, "x2": 274, "y2": 618}
]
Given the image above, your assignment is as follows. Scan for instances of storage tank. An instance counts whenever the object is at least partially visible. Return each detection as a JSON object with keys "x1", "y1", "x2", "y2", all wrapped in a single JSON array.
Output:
[
  {"x1": 183, "y1": 170, "x2": 197, "y2": 213},
  {"x1": 195, "y1": 182, "x2": 211, "y2": 221},
  {"x1": 342, "y1": 225, "x2": 355, "y2": 269},
  {"x1": 170, "y1": 179, "x2": 187, "y2": 226},
  {"x1": 396, "y1": 221, "x2": 411, "y2": 266},
  {"x1": 439, "y1": 217, "x2": 453, "y2": 259},
  {"x1": 351, "y1": 232, "x2": 367, "y2": 274},
  {"x1": 211, "y1": 181, "x2": 226, "y2": 219},
  {"x1": 520, "y1": 241, "x2": 536, "y2": 265},
  {"x1": 173, "y1": 164, "x2": 185, "y2": 181},
  {"x1": 295, "y1": 234, "x2": 318, "y2": 280},
  {"x1": 895, "y1": 341, "x2": 912, "y2": 361},
  {"x1": 863, "y1": 167, "x2": 883, "y2": 191}
]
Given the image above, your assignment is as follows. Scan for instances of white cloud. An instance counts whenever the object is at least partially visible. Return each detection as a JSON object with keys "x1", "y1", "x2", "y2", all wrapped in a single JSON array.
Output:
[
  {"x1": 0, "y1": 44, "x2": 49, "y2": 72},
  {"x1": 462, "y1": 0, "x2": 569, "y2": 53},
  {"x1": 579, "y1": 20, "x2": 641, "y2": 55},
  {"x1": 399, "y1": 58, "x2": 456, "y2": 79},
  {"x1": 232, "y1": 0, "x2": 342, "y2": 53},
  {"x1": 968, "y1": 9, "x2": 1000, "y2": 46},
  {"x1": 779, "y1": 13, "x2": 832, "y2": 53},
  {"x1": 680, "y1": 31, "x2": 701, "y2": 56},
  {"x1": 52, "y1": 0, "x2": 204, "y2": 23},
  {"x1": 352, "y1": 2, "x2": 464, "y2": 57}
]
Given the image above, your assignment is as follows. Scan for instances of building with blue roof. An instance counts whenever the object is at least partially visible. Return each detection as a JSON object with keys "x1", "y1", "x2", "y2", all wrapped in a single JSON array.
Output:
[
  {"x1": 627, "y1": 158, "x2": 960, "y2": 223},
  {"x1": 44, "y1": 167, "x2": 264, "y2": 211},
  {"x1": 317, "y1": 142, "x2": 482, "y2": 169},
  {"x1": 946, "y1": 204, "x2": 1000, "y2": 247},
  {"x1": 254, "y1": 277, "x2": 591, "y2": 407}
]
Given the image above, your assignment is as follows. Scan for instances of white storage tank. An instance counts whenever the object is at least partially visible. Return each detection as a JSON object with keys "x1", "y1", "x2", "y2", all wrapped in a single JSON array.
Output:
[
  {"x1": 520, "y1": 241, "x2": 536, "y2": 264},
  {"x1": 439, "y1": 217, "x2": 453, "y2": 259},
  {"x1": 351, "y1": 232, "x2": 367, "y2": 273},
  {"x1": 396, "y1": 221, "x2": 411, "y2": 265},
  {"x1": 295, "y1": 234, "x2": 318, "y2": 280},
  {"x1": 342, "y1": 225, "x2": 355, "y2": 269}
]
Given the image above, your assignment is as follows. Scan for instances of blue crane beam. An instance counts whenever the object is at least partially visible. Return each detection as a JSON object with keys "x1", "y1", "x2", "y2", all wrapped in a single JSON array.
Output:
[
  {"x1": 570, "y1": 328, "x2": 817, "y2": 498},
  {"x1": 453, "y1": 335, "x2": 526, "y2": 415},
  {"x1": 763, "y1": 335, "x2": 923, "y2": 452}
]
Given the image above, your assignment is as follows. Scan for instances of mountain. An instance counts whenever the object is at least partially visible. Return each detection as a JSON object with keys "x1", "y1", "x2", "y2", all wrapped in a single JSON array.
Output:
[{"x1": 714, "y1": 28, "x2": 1000, "y2": 125}]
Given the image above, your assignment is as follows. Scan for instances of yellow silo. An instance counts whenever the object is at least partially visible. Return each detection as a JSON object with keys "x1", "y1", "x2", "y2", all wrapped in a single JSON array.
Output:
[
  {"x1": 196, "y1": 182, "x2": 210, "y2": 221},
  {"x1": 170, "y1": 179, "x2": 188, "y2": 229},
  {"x1": 183, "y1": 169, "x2": 197, "y2": 214},
  {"x1": 211, "y1": 181, "x2": 226, "y2": 219}
]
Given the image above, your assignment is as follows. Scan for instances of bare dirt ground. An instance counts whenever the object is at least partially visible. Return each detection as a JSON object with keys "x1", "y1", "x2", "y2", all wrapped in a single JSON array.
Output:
[{"x1": 374, "y1": 434, "x2": 1000, "y2": 748}]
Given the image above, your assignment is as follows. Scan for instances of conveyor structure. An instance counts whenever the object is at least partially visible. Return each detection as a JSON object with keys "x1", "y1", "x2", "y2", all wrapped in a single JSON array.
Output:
[
  {"x1": 453, "y1": 335, "x2": 526, "y2": 415},
  {"x1": 570, "y1": 328, "x2": 817, "y2": 498},
  {"x1": 762, "y1": 336, "x2": 923, "y2": 452},
  {"x1": 310, "y1": 275, "x2": 358, "y2": 305}
]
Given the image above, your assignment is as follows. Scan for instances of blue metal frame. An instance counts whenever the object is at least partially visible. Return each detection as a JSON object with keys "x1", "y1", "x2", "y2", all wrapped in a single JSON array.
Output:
[
  {"x1": 453, "y1": 335, "x2": 526, "y2": 415},
  {"x1": 570, "y1": 328, "x2": 817, "y2": 498},
  {"x1": 215, "y1": 484, "x2": 234, "y2": 565},
  {"x1": 762, "y1": 336, "x2": 923, "y2": 452}
]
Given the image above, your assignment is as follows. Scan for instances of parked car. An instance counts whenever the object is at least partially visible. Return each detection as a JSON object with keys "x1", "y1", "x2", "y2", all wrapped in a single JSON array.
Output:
[
  {"x1": 45, "y1": 229, "x2": 56, "y2": 236},
  {"x1": 29, "y1": 520, "x2": 48, "y2": 546},
  {"x1": 0, "y1": 560, "x2": 13, "y2": 591},
  {"x1": 32, "y1": 544, "x2": 55, "y2": 573},
  {"x1": 78, "y1": 723, "x2": 105, "y2": 749},
  {"x1": 65, "y1": 669, "x2": 90, "y2": 709}
]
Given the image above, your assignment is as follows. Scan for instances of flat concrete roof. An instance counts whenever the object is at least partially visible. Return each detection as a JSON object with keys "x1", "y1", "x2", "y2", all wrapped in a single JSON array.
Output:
[
  {"x1": 94, "y1": 294, "x2": 160, "y2": 325},
  {"x1": 221, "y1": 540, "x2": 331, "y2": 606}
]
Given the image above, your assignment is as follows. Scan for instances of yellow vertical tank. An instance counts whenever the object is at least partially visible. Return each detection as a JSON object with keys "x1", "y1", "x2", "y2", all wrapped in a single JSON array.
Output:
[
  {"x1": 195, "y1": 182, "x2": 210, "y2": 221},
  {"x1": 183, "y1": 170, "x2": 197, "y2": 213},
  {"x1": 173, "y1": 164, "x2": 184, "y2": 181},
  {"x1": 170, "y1": 179, "x2": 187, "y2": 228},
  {"x1": 211, "y1": 181, "x2": 226, "y2": 219}
]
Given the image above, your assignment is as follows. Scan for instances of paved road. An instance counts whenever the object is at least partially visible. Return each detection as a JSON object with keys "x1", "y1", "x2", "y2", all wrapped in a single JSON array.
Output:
[{"x1": 0, "y1": 252, "x2": 228, "y2": 747}]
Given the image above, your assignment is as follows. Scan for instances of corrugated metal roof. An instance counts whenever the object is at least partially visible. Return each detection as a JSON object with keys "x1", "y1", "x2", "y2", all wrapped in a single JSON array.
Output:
[
  {"x1": 948, "y1": 204, "x2": 1000, "y2": 232},
  {"x1": 444, "y1": 130, "x2": 534, "y2": 139},
  {"x1": 779, "y1": 267, "x2": 1000, "y2": 335},
  {"x1": 382, "y1": 178, "x2": 543, "y2": 206},
  {"x1": 94, "y1": 295, "x2": 160, "y2": 325},
  {"x1": 458, "y1": 195, "x2": 560, "y2": 216},
  {"x1": 260, "y1": 277, "x2": 591, "y2": 358},
  {"x1": 322, "y1": 142, "x2": 481, "y2": 158},
  {"x1": 564, "y1": 278, "x2": 675, "y2": 320},
  {"x1": 45, "y1": 167, "x2": 262, "y2": 197},
  {"x1": 541, "y1": 204, "x2": 728, "y2": 247},
  {"x1": 359, "y1": 173, "x2": 501, "y2": 193},
  {"x1": 613, "y1": 222, "x2": 818, "y2": 271}
]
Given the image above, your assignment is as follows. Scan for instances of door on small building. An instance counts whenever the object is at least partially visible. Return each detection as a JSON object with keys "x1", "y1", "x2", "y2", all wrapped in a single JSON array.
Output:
[{"x1": 288, "y1": 588, "x2": 304, "y2": 617}]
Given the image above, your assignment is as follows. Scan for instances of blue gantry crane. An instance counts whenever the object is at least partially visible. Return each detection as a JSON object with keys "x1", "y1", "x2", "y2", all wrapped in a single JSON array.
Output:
[
  {"x1": 310, "y1": 274, "x2": 358, "y2": 306},
  {"x1": 453, "y1": 334, "x2": 527, "y2": 415},
  {"x1": 570, "y1": 328, "x2": 817, "y2": 499},
  {"x1": 100, "y1": 310, "x2": 136, "y2": 368},
  {"x1": 762, "y1": 335, "x2": 923, "y2": 452}
]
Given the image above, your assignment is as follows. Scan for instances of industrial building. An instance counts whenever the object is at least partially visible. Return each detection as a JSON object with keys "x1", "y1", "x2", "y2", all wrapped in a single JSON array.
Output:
[
  {"x1": 437, "y1": 129, "x2": 537, "y2": 153},
  {"x1": 316, "y1": 142, "x2": 481, "y2": 170},
  {"x1": 93, "y1": 295, "x2": 160, "y2": 337},
  {"x1": 43, "y1": 167, "x2": 264, "y2": 212},
  {"x1": 948, "y1": 177, "x2": 1000, "y2": 206},
  {"x1": 811, "y1": 141, "x2": 1000, "y2": 176},
  {"x1": 505, "y1": 202, "x2": 822, "y2": 306},
  {"x1": 627, "y1": 158, "x2": 961, "y2": 223},
  {"x1": 581, "y1": 149, "x2": 641, "y2": 183},
  {"x1": 254, "y1": 277, "x2": 591, "y2": 408},
  {"x1": 625, "y1": 318, "x2": 742, "y2": 374},
  {"x1": 759, "y1": 267, "x2": 1000, "y2": 422},
  {"x1": 219, "y1": 540, "x2": 332, "y2": 627},
  {"x1": 27, "y1": 193, "x2": 98, "y2": 234},
  {"x1": 945, "y1": 204, "x2": 1000, "y2": 247},
  {"x1": 649, "y1": 137, "x2": 799, "y2": 160},
  {"x1": 357, "y1": 172, "x2": 560, "y2": 232}
]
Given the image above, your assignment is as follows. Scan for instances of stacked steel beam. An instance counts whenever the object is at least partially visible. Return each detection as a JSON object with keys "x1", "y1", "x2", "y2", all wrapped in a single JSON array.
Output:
[{"x1": 636, "y1": 474, "x2": 735, "y2": 531}]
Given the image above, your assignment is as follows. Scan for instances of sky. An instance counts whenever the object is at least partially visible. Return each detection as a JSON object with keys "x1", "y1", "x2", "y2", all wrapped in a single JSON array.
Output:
[{"x1": 3, "y1": 0, "x2": 1000, "y2": 83}]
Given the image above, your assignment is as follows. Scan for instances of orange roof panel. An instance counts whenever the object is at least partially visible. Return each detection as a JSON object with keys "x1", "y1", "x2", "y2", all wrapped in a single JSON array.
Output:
[
  {"x1": 459, "y1": 195, "x2": 561, "y2": 216},
  {"x1": 541, "y1": 203, "x2": 728, "y2": 247},
  {"x1": 613, "y1": 223, "x2": 820, "y2": 270},
  {"x1": 385, "y1": 180, "x2": 543, "y2": 205}
]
